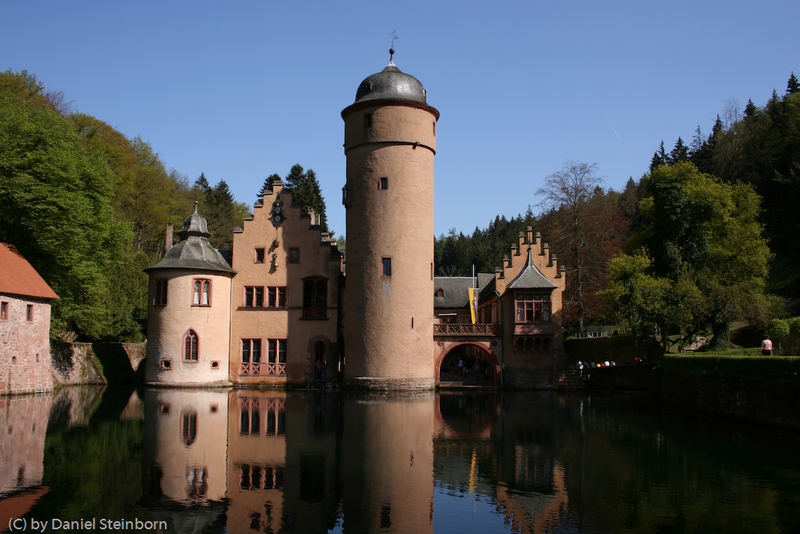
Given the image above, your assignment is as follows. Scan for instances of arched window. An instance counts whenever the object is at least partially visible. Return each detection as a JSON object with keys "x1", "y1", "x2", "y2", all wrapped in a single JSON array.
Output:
[
  {"x1": 192, "y1": 279, "x2": 211, "y2": 306},
  {"x1": 184, "y1": 330, "x2": 199, "y2": 361}
]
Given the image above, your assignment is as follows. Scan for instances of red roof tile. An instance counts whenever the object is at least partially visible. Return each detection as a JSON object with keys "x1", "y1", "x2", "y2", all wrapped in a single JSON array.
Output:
[{"x1": 0, "y1": 243, "x2": 59, "y2": 300}]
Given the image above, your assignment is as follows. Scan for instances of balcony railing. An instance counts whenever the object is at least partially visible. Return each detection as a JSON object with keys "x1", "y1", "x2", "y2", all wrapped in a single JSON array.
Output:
[
  {"x1": 239, "y1": 362, "x2": 286, "y2": 377},
  {"x1": 434, "y1": 323, "x2": 498, "y2": 337}
]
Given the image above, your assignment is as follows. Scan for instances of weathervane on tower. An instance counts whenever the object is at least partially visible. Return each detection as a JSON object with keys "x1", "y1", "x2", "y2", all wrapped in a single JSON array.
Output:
[{"x1": 389, "y1": 29, "x2": 398, "y2": 65}]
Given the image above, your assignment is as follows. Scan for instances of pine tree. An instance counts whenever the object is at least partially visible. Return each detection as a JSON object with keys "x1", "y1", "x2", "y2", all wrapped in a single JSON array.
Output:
[
  {"x1": 744, "y1": 99, "x2": 757, "y2": 118},
  {"x1": 194, "y1": 172, "x2": 210, "y2": 192},
  {"x1": 787, "y1": 72, "x2": 799, "y2": 96},
  {"x1": 261, "y1": 173, "x2": 281, "y2": 194},
  {"x1": 650, "y1": 140, "x2": 667, "y2": 171},
  {"x1": 282, "y1": 164, "x2": 329, "y2": 232},
  {"x1": 669, "y1": 137, "x2": 689, "y2": 164}
]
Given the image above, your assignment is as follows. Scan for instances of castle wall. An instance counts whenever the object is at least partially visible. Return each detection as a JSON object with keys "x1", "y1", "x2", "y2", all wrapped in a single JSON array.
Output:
[
  {"x1": 342, "y1": 104, "x2": 437, "y2": 388},
  {"x1": 229, "y1": 186, "x2": 340, "y2": 386},
  {"x1": 145, "y1": 270, "x2": 232, "y2": 385},
  {"x1": 0, "y1": 295, "x2": 54, "y2": 395}
]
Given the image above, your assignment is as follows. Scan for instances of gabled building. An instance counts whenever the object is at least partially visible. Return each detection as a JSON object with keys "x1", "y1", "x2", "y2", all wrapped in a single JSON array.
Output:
[
  {"x1": 433, "y1": 227, "x2": 566, "y2": 388},
  {"x1": 228, "y1": 179, "x2": 342, "y2": 386},
  {"x1": 0, "y1": 243, "x2": 59, "y2": 395}
]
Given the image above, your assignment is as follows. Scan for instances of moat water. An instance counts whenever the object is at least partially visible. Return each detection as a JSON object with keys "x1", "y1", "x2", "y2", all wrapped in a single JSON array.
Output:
[{"x1": 1, "y1": 386, "x2": 799, "y2": 534}]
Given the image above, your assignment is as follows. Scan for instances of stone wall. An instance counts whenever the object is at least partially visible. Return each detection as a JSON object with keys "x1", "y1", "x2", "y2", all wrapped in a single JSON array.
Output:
[
  {"x1": 660, "y1": 370, "x2": 800, "y2": 430},
  {"x1": 50, "y1": 341, "x2": 105, "y2": 387}
]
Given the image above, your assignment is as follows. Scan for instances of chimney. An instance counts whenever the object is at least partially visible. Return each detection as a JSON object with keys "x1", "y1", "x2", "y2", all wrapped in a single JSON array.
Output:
[{"x1": 165, "y1": 223, "x2": 174, "y2": 253}]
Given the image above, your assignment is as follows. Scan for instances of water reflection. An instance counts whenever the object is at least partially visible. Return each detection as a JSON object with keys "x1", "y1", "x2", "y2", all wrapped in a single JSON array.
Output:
[{"x1": 1, "y1": 388, "x2": 799, "y2": 533}]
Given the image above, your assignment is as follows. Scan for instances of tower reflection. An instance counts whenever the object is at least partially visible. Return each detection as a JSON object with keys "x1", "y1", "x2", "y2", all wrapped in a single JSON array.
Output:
[{"x1": 142, "y1": 389, "x2": 229, "y2": 531}]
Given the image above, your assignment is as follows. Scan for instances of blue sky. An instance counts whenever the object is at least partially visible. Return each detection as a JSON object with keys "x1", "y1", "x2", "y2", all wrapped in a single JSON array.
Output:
[{"x1": 2, "y1": 0, "x2": 798, "y2": 238}]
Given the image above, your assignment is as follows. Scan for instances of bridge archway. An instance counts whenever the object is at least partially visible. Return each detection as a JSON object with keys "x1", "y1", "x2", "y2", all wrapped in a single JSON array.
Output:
[{"x1": 437, "y1": 342, "x2": 499, "y2": 386}]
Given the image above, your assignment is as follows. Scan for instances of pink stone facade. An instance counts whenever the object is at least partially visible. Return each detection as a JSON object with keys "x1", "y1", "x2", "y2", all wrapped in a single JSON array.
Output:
[
  {"x1": 229, "y1": 183, "x2": 341, "y2": 386},
  {"x1": 0, "y1": 296, "x2": 55, "y2": 395}
]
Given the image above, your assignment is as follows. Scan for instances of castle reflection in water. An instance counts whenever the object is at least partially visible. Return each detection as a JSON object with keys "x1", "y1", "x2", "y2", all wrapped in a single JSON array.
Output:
[{"x1": 1, "y1": 388, "x2": 566, "y2": 534}]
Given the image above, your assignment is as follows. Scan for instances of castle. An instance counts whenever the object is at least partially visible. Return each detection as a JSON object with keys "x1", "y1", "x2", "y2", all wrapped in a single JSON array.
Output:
[{"x1": 145, "y1": 52, "x2": 566, "y2": 390}]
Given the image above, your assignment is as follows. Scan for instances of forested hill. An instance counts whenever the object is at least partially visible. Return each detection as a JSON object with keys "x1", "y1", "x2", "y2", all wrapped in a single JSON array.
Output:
[
  {"x1": 0, "y1": 71, "x2": 245, "y2": 340},
  {"x1": 435, "y1": 73, "x2": 800, "y2": 329}
]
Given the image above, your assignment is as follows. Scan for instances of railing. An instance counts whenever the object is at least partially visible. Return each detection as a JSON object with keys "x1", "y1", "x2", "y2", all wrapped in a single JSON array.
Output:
[
  {"x1": 434, "y1": 323, "x2": 498, "y2": 337},
  {"x1": 239, "y1": 362, "x2": 286, "y2": 377}
]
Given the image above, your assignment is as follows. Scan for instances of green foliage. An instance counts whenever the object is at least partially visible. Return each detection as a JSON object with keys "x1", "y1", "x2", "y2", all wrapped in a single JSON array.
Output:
[
  {"x1": 601, "y1": 251, "x2": 672, "y2": 344},
  {"x1": 607, "y1": 162, "x2": 771, "y2": 348},
  {"x1": 661, "y1": 76, "x2": 800, "y2": 297},
  {"x1": 766, "y1": 318, "x2": 789, "y2": 341},
  {"x1": 0, "y1": 69, "x2": 249, "y2": 340},
  {"x1": 0, "y1": 91, "x2": 133, "y2": 339}
]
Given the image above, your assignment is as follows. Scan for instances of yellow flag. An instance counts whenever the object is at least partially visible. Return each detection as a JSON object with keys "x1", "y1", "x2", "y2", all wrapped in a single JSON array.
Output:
[{"x1": 468, "y1": 288, "x2": 478, "y2": 324}]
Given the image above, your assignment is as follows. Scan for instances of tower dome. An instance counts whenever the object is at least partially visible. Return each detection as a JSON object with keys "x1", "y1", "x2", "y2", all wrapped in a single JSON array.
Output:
[{"x1": 354, "y1": 64, "x2": 427, "y2": 104}]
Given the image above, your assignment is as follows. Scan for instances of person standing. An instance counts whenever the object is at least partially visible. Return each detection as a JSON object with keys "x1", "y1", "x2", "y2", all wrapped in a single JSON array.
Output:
[{"x1": 761, "y1": 336, "x2": 773, "y2": 356}]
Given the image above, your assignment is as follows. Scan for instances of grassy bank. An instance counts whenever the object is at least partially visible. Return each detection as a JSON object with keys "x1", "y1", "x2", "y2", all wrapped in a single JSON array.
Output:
[{"x1": 661, "y1": 350, "x2": 800, "y2": 381}]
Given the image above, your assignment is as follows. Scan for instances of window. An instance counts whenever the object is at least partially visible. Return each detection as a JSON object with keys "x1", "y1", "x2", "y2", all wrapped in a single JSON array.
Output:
[
  {"x1": 365, "y1": 113, "x2": 373, "y2": 129},
  {"x1": 241, "y1": 339, "x2": 262, "y2": 363},
  {"x1": 153, "y1": 280, "x2": 168, "y2": 306},
  {"x1": 515, "y1": 294, "x2": 551, "y2": 323},
  {"x1": 254, "y1": 248, "x2": 265, "y2": 263},
  {"x1": 181, "y1": 411, "x2": 197, "y2": 446},
  {"x1": 26, "y1": 304, "x2": 33, "y2": 322},
  {"x1": 268, "y1": 339, "x2": 287, "y2": 365},
  {"x1": 184, "y1": 330, "x2": 199, "y2": 361},
  {"x1": 378, "y1": 177, "x2": 388, "y2": 190},
  {"x1": 302, "y1": 278, "x2": 327, "y2": 319},
  {"x1": 244, "y1": 286, "x2": 264, "y2": 307},
  {"x1": 435, "y1": 288, "x2": 444, "y2": 297},
  {"x1": 288, "y1": 248, "x2": 300, "y2": 263},
  {"x1": 0, "y1": 302, "x2": 7, "y2": 320},
  {"x1": 267, "y1": 286, "x2": 287, "y2": 308},
  {"x1": 240, "y1": 340, "x2": 286, "y2": 376},
  {"x1": 192, "y1": 279, "x2": 211, "y2": 306},
  {"x1": 381, "y1": 257, "x2": 392, "y2": 276}
]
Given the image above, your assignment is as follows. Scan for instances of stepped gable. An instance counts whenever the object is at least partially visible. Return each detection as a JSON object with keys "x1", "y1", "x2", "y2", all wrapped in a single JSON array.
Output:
[
  {"x1": 492, "y1": 226, "x2": 565, "y2": 293},
  {"x1": 239, "y1": 179, "x2": 342, "y2": 261}
]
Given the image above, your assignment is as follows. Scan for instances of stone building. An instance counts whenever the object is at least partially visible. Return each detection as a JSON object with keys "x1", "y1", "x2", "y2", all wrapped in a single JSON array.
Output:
[
  {"x1": 144, "y1": 207, "x2": 235, "y2": 386},
  {"x1": 228, "y1": 180, "x2": 341, "y2": 386},
  {"x1": 432, "y1": 228, "x2": 566, "y2": 388},
  {"x1": 144, "y1": 52, "x2": 565, "y2": 389},
  {"x1": 340, "y1": 50, "x2": 439, "y2": 390},
  {"x1": 0, "y1": 243, "x2": 59, "y2": 395}
]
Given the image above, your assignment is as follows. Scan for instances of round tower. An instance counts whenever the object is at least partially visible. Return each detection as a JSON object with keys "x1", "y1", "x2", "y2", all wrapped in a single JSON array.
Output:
[
  {"x1": 144, "y1": 205, "x2": 234, "y2": 386},
  {"x1": 341, "y1": 50, "x2": 439, "y2": 389}
]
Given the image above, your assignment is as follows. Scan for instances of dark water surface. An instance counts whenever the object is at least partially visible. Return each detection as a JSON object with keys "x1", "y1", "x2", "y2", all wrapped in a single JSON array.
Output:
[{"x1": 1, "y1": 387, "x2": 799, "y2": 534}]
